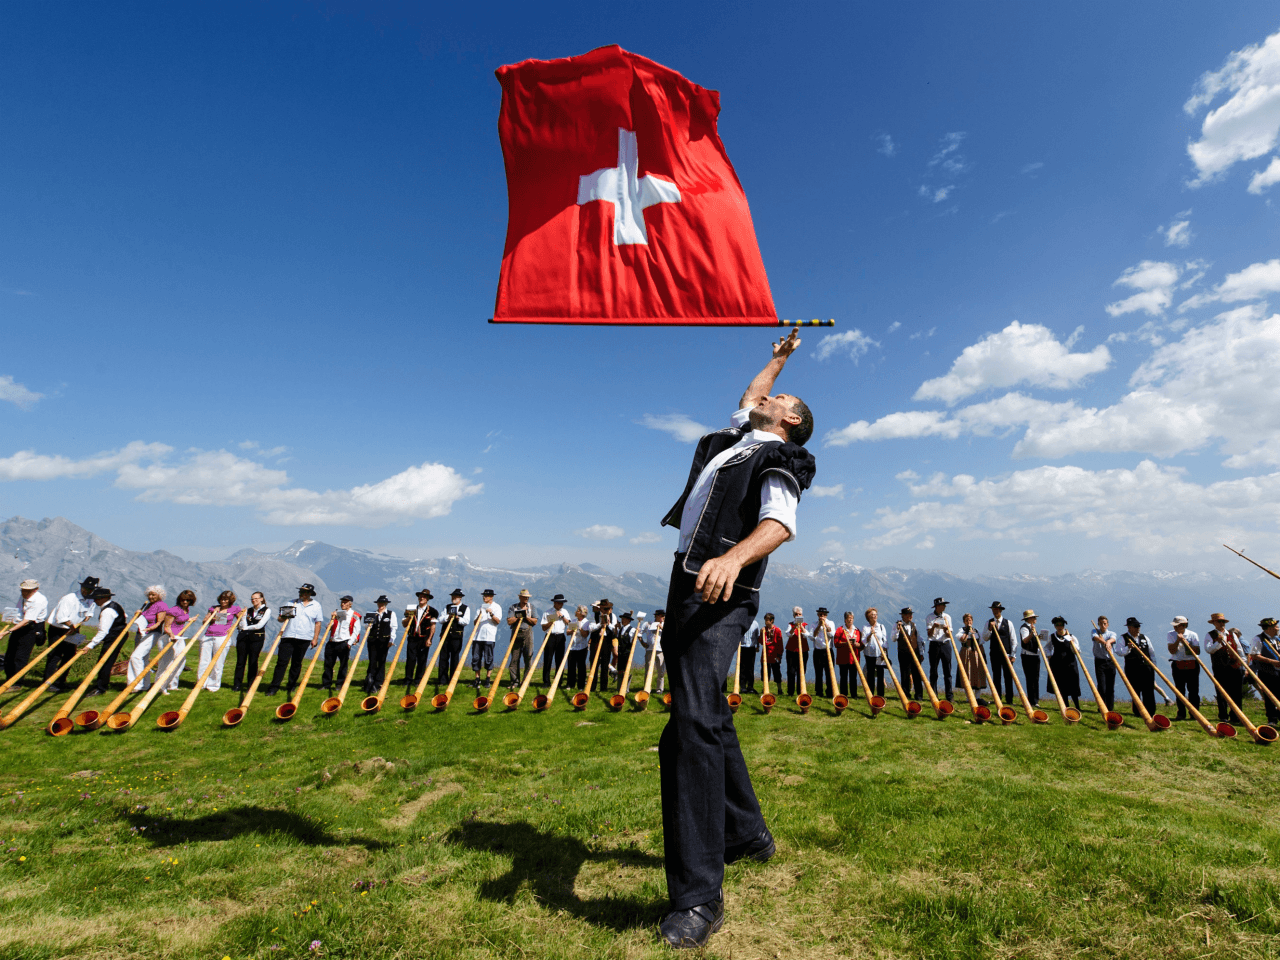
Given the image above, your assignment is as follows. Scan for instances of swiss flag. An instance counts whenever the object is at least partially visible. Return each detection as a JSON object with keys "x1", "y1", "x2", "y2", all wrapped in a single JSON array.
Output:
[{"x1": 492, "y1": 46, "x2": 779, "y2": 326}]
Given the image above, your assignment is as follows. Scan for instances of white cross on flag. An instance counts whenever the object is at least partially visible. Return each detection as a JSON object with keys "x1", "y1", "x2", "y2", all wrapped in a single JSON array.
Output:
[{"x1": 492, "y1": 45, "x2": 779, "y2": 326}]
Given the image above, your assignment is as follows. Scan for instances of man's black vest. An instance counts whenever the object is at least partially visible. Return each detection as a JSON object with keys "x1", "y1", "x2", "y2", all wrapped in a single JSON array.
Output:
[
  {"x1": 661, "y1": 428, "x2": 815, "y2": 593},
  {"x1": 369, "y1": 609, "x2": 394, "y2": 644},
  {"x1": 443, "y1": 604, "x2": 468, "y2": 640},
  {"x1": 1208, "y1": 629, "x2": 1243, "y2": 673},
  {"x1": 410, "y1": 605, "x2": 438, "y2": 641},
  {"x1": 100, "y1": 601, "x2": 128, "y2": 646}
]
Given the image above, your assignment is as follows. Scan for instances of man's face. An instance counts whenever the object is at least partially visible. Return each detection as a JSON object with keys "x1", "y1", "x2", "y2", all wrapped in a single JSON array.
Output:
[
  {"x1": 21, "y1": 587, "x2": 35, "y2": 600},
  {"x1": 81, "y1": 585, "x2": 94, "y2": 598},
  {"x1": 378, "y1": 603, "x2": 388, "y2": 611},
  {"x1": 1099, "y1": 618, "x2": 1109, "y2": 631},
  {"x1": 656, "y1": 613, "x2": 665, "y2": 623},
  {"x1": 764, "y1": 617, "x2": 774, "y2": 628},
  {"x1": 748, "y1": 394, "x2": 801, "y2": 435},
  {"x1": 1128, "y1": 623, "x2": 1140, "y2": 636},
  {"x1": 299, "y1": 591, "x2": 313, "y2": 603},
  {"x1": 95, "y1": 597, "x2": 108, "y2": 608},
  {"x1": 417, "y1": 596, "x2": 428, "y2": 607},
  {"x1": 792, "y1": 608, "x2": 802, "y2": 620},
  {"x1": 1175, "y1": 622, "x2": 1187, "y2": 634},
  {"x1": 844, "y1": 614, "x2": 854, "y2": 628},
  {"x1": 902, "y1": 612, "x2": 913, "y2": 622},
  {"x1": 554, "y1": 600, "x2": 564, "y2": 609},
  {"x1": 1267, "y1": 625, "x2": 1279, "y2": 638},
  {"x1": 341, "y1": 600, "x2": 352, "y2": 610},
  {"x1": 934, "y1": 604, "x2": 946, "y2": 615}
]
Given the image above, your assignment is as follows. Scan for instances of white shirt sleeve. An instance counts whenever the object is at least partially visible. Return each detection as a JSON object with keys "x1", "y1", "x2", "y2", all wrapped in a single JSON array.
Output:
[
  {"x1": 758, "y1": 473, "x2": 799, "y2": 542},
  {"x1": 88, "y1": 606, "x2": 116, "y2": 648}
]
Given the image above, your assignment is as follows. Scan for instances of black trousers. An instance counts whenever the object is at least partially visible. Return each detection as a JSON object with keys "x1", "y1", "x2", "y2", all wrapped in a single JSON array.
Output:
[
  {"x1": 5, "y1": 621, "x2": 45, "y2": 679},
  {"x1": 269, "y1": 637, "x2": 309, "y2": 692},
  {"x1": 838, "y1": 663, "x2": 858, "y2": 697},
  {"x1": 365, "y1": 639, "x2": 389, "y2": 691},
  {"x1": 233, "y1": 631, "x2": 265, "y2": 689},
  {"x1": 1172, "y1": 664, "x2": 1200, "y2": 715},
  {"x1": 1094, "y1": 657, "x2": 1116, "y2": 710},
  {"x1": 321, "y1": 640, "x2": 350, "y2": 689},
  {"x1": 1212, "y1": 665, "x2": 1243, "y2": 722},
  {"x1": 863, "y1": 657, "x2": 885, "y2": 697},
  {"x1": 659, "y1": 560, "x2": 764, "y2": 911},
  {"x1": 543, "y1": 634, "x2": 567, "y2": 685},
  {"x1": 1021, "y1": 655, "x2": 1041, "y2": 704},
  {"x1": 928, "y1": 642, "x2": 953, "y2": 700},
  {"x1": 1258, "y1": 670, "x2": 1280, "y2": 725},
  {"x1": 989, "y1": 643, "x2": 1015, "y2": 702},
  {"x1": 437, "y1": 635, "x2": 462, "y2": 683},
  {"x1": 403, "y1": 639, "x2": 429, "y2": 687},
  {"x1": 509, "y1": 631, "x2": 534, "y2": 686},
  {"x1": 785, "y1": 650, "x2": 808, "y2": 695},
  {"x1": 88, "y1": 633, "x2": 125, "y2": 692},
  {"x1": 738, "y1": 645, "x2": 756, "y2": 691},
  {"x1": 566, "y1": 647, "x2": 588, "y2": 689},
  {"x1": 897, "y1": 643, "x2": 923, "y2": 699},
  {"x1": 587, "y1": 637, "x2": 610, "y2": 692},
  {"x1": 766, "y1": 661, "x2": 782, "y2": 686},
  {"x1": 812, "y1": 651, "x2": 833, "y2": 698},
  {"x1": 43, "y1": 626, "x2": 76, "y2": 686},
  {"x1": 1124, "y1": 657, "x2": 1156, "y2": 716}
]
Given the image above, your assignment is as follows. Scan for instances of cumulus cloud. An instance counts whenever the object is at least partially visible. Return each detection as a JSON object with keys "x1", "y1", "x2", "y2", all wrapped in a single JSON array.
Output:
[
  {"x1": 0, "y1": 442, "x2": 480, "y2": 527},
  {"x1": 873, "y1": 133, "x2": 896, "y2": 157},
  {"x1": 640, "y1": 413, "x2": 709, "y2": 443},
  {"x1": 818, "y1": 539, "x2": 845, "y2": 558},
  {"x1": 809, "y1": 484, "x2": 844, "y2": 499},
  {"x1": 1161, "y1": 211, "x2": 1194, "y2": 248},
  {"x1": 1181, "y1": 258, "x2": 1280, "y2": 310},
  {"x1": 1105, "y1": 261, "x2": 1181, "y2": 317},
  {"x1": 629, "y1": 532, "x2": 662, "y2": 544},
  {"x1": 1184, "y1": 29, "x2": 1280, "y2": 186},
  {"x1": 1249, "y1": 156, "x2": 1280, "y2": 194},
  {"x1": 576, "y1": 524, "x2": 624, "y2": 540},
  {"x1": 813, "y1": 329, "x2": 879, "y2": 362},
  {"x1": 0, "y1": 375, "x2": 43, "y2": 410},
  {"x1": 919, "y1": 185, "x2": 952, "y2": 203},
  {"x1": 826, "y1": 410, "x2": 961, "y2": 446},
  {"x1": 929, "y1": 132, "x2": 969, "y2": 174},
  {"x1": 914, "y1": 322, "x2": 1110, "y2": 405},
  {"x1": 1021, "y1": 161, "x2": 1044, "y2": 175}
]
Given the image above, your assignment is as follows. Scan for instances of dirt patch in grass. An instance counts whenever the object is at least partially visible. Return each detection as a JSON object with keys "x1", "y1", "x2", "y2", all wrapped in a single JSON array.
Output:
[{"x1": 383, "y1": 783, "x2": 464, "y2": 829}]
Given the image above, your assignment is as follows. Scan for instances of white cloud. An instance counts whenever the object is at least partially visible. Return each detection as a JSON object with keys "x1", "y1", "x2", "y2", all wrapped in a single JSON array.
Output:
[
  {"x1": 873, "y1": 133, "x2": 896, "y2": 157},
  {"x1": 1248, "y1": 155, "x2": 1280, "y2": 193},
  {"x1": 1021, "y1": 161, "x2": 1044, "y2": 175},
  {"x1": 914, "y1": 321, "x2": 1110, "y2": 405},
  {"x1": 640, "y1": 413, "x2": 709, "y2": 443},
  {"x1": 997, "y1": 551, "x2": 1038, "y2": 562},
  {"x1": 915, "y1": 536, "x2": 936, "y2": 550},
  {"x1": 629, "y1": 532, "x2": 662, "y2": 544},
  {"x1": 813, "y1": 329, "x2": 879, "y2": 362},
  {"x1": 908, "y1": 326, "x2": 937, "y2": 341},
  {"x1": 1105, "y1": 261, "x2": 1180, "y2": 317},
  {"x1": 826, "y1": 411, "x2": 962, "y2": 446},
  {"x1": 929, "y1": 132, "x2": 969, "y2": 174},
  {"x1": 887, "y1": 321, "x2": 902, "y2": 334},
  {"x1": 919, "y1": 185, "x2": 953, "y2": 203},
  {"x1": 576, "y1": 524, "x2": 624, "y2": 540},
  {"x1": 809, "y1": 484, "x2": 844, "y2": 499},
  {"x1": 0, "y1": 442, "x2": 481, "y2": 527},
  {"x1": 1181, "y1": 258, "x2": 1280, "y2": 310},
  {"x1": 818, "y1": 539, "x2": 845, "y2": 557},
  {"x1": 821, "y1": 526, "x2": 843, "y2": 534},
  {"x1": 1184, "y1": 29, "x2": 1280, "y2": 186},
  {"x1": 0, "y1": 375, "x2": 43, "y2": 410},
  {"x1": 1161, "y1": 211, "x2": 1193, "y2": 248}
]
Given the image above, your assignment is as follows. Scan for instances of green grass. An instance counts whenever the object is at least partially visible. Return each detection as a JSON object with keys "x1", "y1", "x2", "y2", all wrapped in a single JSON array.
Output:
[{"x1": 2, "y1": 640, "x2": 1280, "y2": 959}]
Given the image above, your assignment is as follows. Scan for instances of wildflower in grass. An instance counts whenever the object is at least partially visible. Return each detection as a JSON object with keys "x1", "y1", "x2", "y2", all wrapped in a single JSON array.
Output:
[{"x1": 310, "y1": 941, "x2": 322, "y2": 953}]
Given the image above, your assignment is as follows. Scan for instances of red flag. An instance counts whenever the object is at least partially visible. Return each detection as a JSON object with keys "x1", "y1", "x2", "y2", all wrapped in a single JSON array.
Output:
[{"x1": 492, "y1": 45, "x2": 778, "y2": 326}]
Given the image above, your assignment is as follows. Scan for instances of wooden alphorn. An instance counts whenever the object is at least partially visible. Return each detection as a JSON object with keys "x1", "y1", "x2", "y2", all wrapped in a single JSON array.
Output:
[
  {"x1": 613, "y1": 615, "x2": 644, "y2": 710},
  {"x1": 157, "y1": 611, "x2": 244, "y2": 730},
  {"x1": 946, "y1": 625, "x2": 988, "y2": 722},
  {"x1": 1102, "y1": 637, "x2": 1167, "y2": 732},
  {"x1": 993, "y1": 622, "x2": 1045, "y2": 723},
  {"x1": 1071, "y1": 632, "x2": 1122, "y2": 728},
  {"x1": 899, "y1": 622, "x2": 952, "y2": 719},
  {"x1": 326, "y1": 618, "x2": 375, "y2": 714},
  {"x1": 759, "y1": 630, "x2": 776, "y2": 713},
  {"x1": 821, "y1": 623, "x2": 847, "y2": 715},
  {"x1": 0, "y1": 629, "x2": 63, "y2": 698},
  {"x1": 637, "y1": 622, "x2": 661, "y2": 708},
  {"x1": 48, "y1": 607, "x2": 144, "y2": 736},
  {"x1": 434, "y1": 615, "x2": 482, "y2": 710},
  {"x1": 880, "y1": 634, "x2": 919, "y2": 717},
  {"x1": 223, "y1": 628, "x2": 283, "y2": 727},
  {"x1": 81, "y1": 616, "x2": 197, "y2": 731},
  {"x1": 275, "y1": 615, "x2": 335, "y2": 721},
  {"x1": 511, "y1": 622, "x2": 553, "y2": 709},
  {"x1": 726, "y1": 643, "x2": 743, "y2": 713},
  {"x1": 477, "y1": 622, "x2": 521, "y2": 712},
  {"x1": 0, "y1": 614, "x2": 99, "y2": 731},
  {"x1": 362, "y1": 612, "x2": 409, "y2": 714},
  {"x1": 1124, "y1": 640, "x2": 1220, "y2": 737},
  {"x1": 537, "y1": 623, "x2": 577, "y2": 711},
  {"x1": 971, "y1": 629, "x2": 1013, "y2": 723},
  {"x1": 848, "y1": 631, "x2": 884, "y2": 716},
  {"x1": 575, "y1": 617, "x2": 611, "y2": 709},
  {"x1": 107, "y1": 611, "x2": 215, "y2": 732},
  {"x1": 1034, "y1": 630, "x2": 1080, "y2": 725},
  {"x1": 401, "y1": 615, "x2": 451, "y2": 711},
  {"x1": 1176, "y1": 634, "x2": 1276, "y2": 745},
  {"x1": 1246, "y1": 633, "x2": 1280, "y2": 717}
]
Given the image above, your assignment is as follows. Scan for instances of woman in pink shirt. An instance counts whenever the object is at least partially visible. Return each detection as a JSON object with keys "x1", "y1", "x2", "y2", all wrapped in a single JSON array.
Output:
[
  {"x1": 159, "y1": 590, "x2": 198, "y2": 694},
  {"x1": 199, "y1": 591, "x2": 242, "y2": 693},
  {"x1": 127, "y1": 585, "x2": 170, "y2": 692}
]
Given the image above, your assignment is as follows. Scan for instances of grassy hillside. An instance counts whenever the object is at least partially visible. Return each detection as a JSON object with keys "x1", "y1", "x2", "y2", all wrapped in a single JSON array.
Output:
[{"x1": 1, "y1": 642, "x2": 1278, "y2": 960}]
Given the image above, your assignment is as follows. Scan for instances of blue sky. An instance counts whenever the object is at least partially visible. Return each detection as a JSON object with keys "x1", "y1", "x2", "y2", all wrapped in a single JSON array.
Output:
[{"x1": 3, "y1": 1, "x2": 1280, "y2": 577}]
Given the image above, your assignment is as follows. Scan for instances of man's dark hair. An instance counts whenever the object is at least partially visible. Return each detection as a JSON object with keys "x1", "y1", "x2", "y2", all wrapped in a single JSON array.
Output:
[{"x1": 787, "y1": 398, "x2": 814, "y2": 446}]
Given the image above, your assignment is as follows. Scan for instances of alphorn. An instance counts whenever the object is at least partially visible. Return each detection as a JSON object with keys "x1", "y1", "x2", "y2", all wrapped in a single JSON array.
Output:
[
  {"x1": 971, "y1": 630, "x2": 1014, "y2": 723},
  {"x1": 223, "y1": 629, "x2": 283, "y2": 727},
  {"x1": 1225, "y1": 543, "x2": 1280, "y2": 580},
  {"x1": 276, "y1": 616, "x2": 335, "y2": 721},
  {"x1": 0, "y1": 628, "x2": 64, "y2": 698},
  {"x1": 637, "y1": 622, "x2": 660, "y2": 709},
  {"x1": 537, "y1": 623, "x2": 577, "y2": 711},
  {"x1": 992, "y1": 623, "x2": 1046, "y2": 723},
  {"x1": 325, "y1": 618, "x2": 375, "y2": 714},
  {"x1": 362, "y1": 613, "x2": 408, "y2": 714},
  {"x1": 48, "y1": 608, "x2": 145, "y2": 736},
  {"x1": 574, "y1": 619, "x2": 611, "y2": 710},
  {"x1": 612, "y1": 616, "x2": 645, "y2": 710},
  {"x1": 1034, "y1": 631, "x2": 1080, "y2": 725},
  {"x1": 78, "y1": 617, "x2": 199, "y2": 731},
  {"x1": 726, "y1": 644, "x2": 743, "y2": 714},
  {"x1": 848, "y1": 632, "x2": 885, "y2": 716},
  {"x1": 899, "y1": 622, "x2": 952, "y2": 719},
  {"x1": 400, "y1": 615, "x2": 451, "y2": 711},
  {"x1": 107, "y1": 612, "x2": 216, "y2": 731},
  {"x1": 1071, "y1": 632, "x2": 1123, "y2": 729},
  {"x1": 157, "y1": 611, "x2": 245, "y2": 730},
  {"x1": 794, "y1": 628, "x2": 812, "y2": 714},
  {"x1": 821, "y1": 624, "x2": 848, "y2": 715},
  {"x1": 946, "y1": 626, "x2": 989, "y2": 723},
  {"x1": 476, "y1": 622, "x2": 521, "y2": 712},
  {"x1": 881, "y1": 636, "x2": 920, "y2": 717},
  {"x1": 1124, "y1": 640, "x2": 1222, "y2": 737},
  {"x1": 759, "y1": 633, "x2": 776, "y2": 713},
  {"x1": 0, "y1": 614, "x2": 100, "y2": 731},
  {"x1": 509, "y1": 623, "x2": 553, "y2": 709},
  {"x1": 433, "y1": 615, "x2": 482, "y2": 710},
  {"x1": 1175, "y1": 634, "x2": 1277, "y2": 745},
  {"x1": 1102, "y1": 637, "x2": 1168, "y2": 731},
  {"x1": 1247, "y1": 633, "x2": 1280, "y2": 718}
]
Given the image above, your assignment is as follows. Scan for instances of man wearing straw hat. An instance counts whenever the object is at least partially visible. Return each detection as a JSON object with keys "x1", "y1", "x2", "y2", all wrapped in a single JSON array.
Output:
[
  {"x1": 986, "y1": 602, "x2": 1015, "y2": 705},
  {"x1": 1019, "y1": 610, "x2": 1042, "y2": 705},
  {"x1": 5, "y1": 579, "x2": 48, "y2": 680},
  {"x1": 43, "y1": 576, "x2": 99, "y2": 691},
  {"x1": 505, "y1": 589, "x2": 538, "y2": 688},
  {"x1": 654, "y1": 331, "x2": 815, "y2": 948},
  {"x1": 1166, "y1": 616, "x2": 1201, "y2": 721},
  {"x1": 1205, "y1": 613, "x2": 1244, "y2": 724},
  {"x1": 1249, "y1": 618, "x2": 1280, "y2": 727}
]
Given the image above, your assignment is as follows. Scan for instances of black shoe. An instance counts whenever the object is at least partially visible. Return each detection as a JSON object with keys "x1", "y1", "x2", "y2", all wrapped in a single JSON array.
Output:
[
  {"x1": 266, "y1": 687, "x2": 279, "y2": 696},
  {"x1": 724, "y1": 828, "x2": 775, "y2": 865},
  {"x1": 86, "y1": 688, "x2": 106, "y2": 697},
  {"x1": 659, "y1": 894, "x2": 724, "y2": 949}
]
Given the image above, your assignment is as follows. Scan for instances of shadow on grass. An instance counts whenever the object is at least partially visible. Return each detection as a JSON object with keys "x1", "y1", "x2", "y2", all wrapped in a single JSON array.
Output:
[
  {"x1": 446, "y1": 819, "x2": 665, "y2": 932},
  {"x1": 122, "y1": 805, "x2": 386, "y2": 852}
]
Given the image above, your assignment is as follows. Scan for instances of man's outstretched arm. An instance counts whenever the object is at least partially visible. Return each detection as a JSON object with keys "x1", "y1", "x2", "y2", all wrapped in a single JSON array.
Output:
[
  {"x1": 694, "y1": 519, "x2": 791, "y2": 604},
  {"x1": 739, "y1": 330, "x2": 801, "y2": 410}
]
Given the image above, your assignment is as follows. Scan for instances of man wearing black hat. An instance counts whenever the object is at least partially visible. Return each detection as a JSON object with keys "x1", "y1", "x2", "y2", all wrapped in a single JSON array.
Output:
[
  {"x1": 43, "y1": 577, "x2": 99, "y2": 691},
  {"x1": 811, "y1": 608, "x2": 834, "y2": 698},
  {"x1": 1249, "y1": 618, "x2": 1280, "y2": 726},
  {"x1": 895, "y1": 607, "x2": 924, "y2": 701},
  {"x1": 925, "y1": 598, "x2": 954, "y2": 703},
  {"x1": 1019, "y1": 610, "x2": 1042, "y2": 706},
  {"x1": 323, "y1": 596, "x2": 361, "y2": 692},
  {"x1": 1114, "y1": 617, "x2": 1156, "y2": 717},
  {"x1": 403, "y1": 590, "x2": 438, "y2": 689},
  {"x1": 84, "y1": 588, "x2": 129, "y2": 695},
  {"x1": 986, "y1": 602, "x2": 1016, "y2": 704},
  {"x1": 363, "y1": 596, "x2": 397, "y2": 693},
  {"x1": 438, "y1": 590, "x2": 470, "y2": 684},
  {"x1": 541, "y1": 594, "x2": 572, "y2": 685},
  {"x1": 654, "y1": 331, "x2": 816, "y2": 948},
  {"x1": 584, "y1": 600, "x2": 618, "y2": 692},
  {"x1": 267, "y1": 584, "x2": 324, "y2": 697}
]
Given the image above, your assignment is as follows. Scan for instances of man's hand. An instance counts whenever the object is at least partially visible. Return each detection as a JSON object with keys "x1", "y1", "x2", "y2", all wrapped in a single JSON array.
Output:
[
  {"x1": 695, "y1": 553, "x2": 744, "y2": 604},
  {"x1": 773, "y1": 329, "x2": 801, "y2": 359}
]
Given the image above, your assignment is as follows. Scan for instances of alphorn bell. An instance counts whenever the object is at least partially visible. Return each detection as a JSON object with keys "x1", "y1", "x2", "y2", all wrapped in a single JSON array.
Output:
[
  {"x1": 946, "y1": 626, "x2": 989, "y2": 723},
  {"x1": 326, "y1": 618, "x2": 375, "y2": 714},
  {"x1": 1071, "y1": 631, "x2": 1123, "y2": 729},
  {"x1": 612, "y1": 615, "x2": 644, "y2": 711},
  {"x1": 574, "y1": 618, "x2": 611, "y2": 710},
  {"x1": 726, "y1": 643, "x2": 743, "y2": 714},
  {"x1": 362, "y1": 611, "x2": 409, "y2": 714},
  {"x1": 759, "y1": 633, "x2": 776, "y2": 713},
  {"x1": 972, "y1": 630, "x2": 1014, "y2": 723},
  {"x1": 792, "y1": 626, "x2": 812, "y2": 714},
  {"x1": 401, "y1": 615, "x2": 451, "y2": 711},
  {"x1": 157, "y1": 611, "x2": 244, "y2": 730},
  {"x1": 537, "y1": 623, "x2": 577, "y2": 711},
  {"x1": 1102, "y1": 637, "x2": 1168, "y2": 731},
  {"x1": 992, "y1": 622, "x2": 1046, "y2": 723},
  {"x1": 223, "y1": 628, "x2": 284, "y2": 727},
  {"x1": 275, "y1": 616, "x2": 335, "y2": 721},
  {"x1": 48, "y1": 607, "x2": 144, "y2": 736},
  {"x1": 821, "y1": 624, "x2": 847, "y2": 715},
  {"x1": 881, "y1": 637, "x2": 920, "y2": 717},
  {"x1": 1034, "y1": 630, "x2": 1080, "y2": 725},
  {"x1": 1123, "y1": 639, "x2": 1222, "y2": 737},
  {"x1": 107, "y1": 611, "x2": 216, "y2": 732},
  {"x1": 510, "y1": 620, "x2": 554, "y2": 709},
  {"x1": 1176, "y1": 634, "x2": 1277, "y2": 745},
  {"x1": 898, "y1": 622, "x2": 952, "y2": 719},
  {"x1": 636, "y1": 622, "x2": 660, "y2": 709},
  {"x1": 433, "y1": 615, "x2": 482, "y2": 710},
  {"x1": 848, "y1": 633, "x2": 885, "y2": 717},
  {"x1": 0, "y1": 614, "x2": 100, "y2": 731},
  {"x1": 78, "y1": 616, "x2": 198, "y2": 731},
  {"x1": 477, "y1": 621, "x2": 521, "y2": 712}
]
